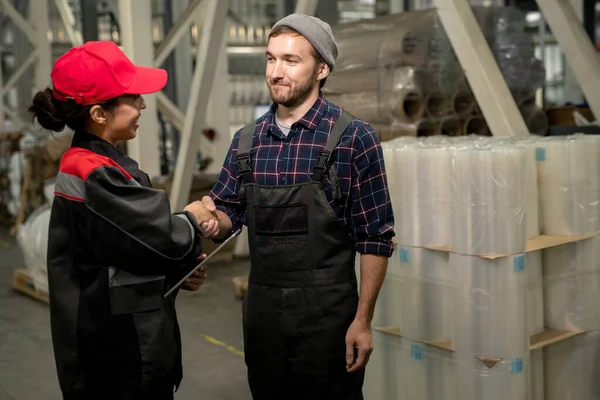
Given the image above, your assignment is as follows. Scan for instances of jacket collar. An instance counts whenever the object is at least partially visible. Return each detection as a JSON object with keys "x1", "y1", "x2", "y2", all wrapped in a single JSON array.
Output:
[{"x1": 71, "y1": 131, "x2": 152, "y2": 187}]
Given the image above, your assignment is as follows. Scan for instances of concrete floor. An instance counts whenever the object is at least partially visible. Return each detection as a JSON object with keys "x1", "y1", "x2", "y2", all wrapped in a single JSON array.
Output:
[{"x1": 0, "y1": 227, "x2": 253, "y2": 400}]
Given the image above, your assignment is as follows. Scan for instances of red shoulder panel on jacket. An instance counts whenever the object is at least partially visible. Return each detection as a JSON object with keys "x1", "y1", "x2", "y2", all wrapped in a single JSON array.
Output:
[{"x1": 59, "y1": 147, "x2": 133, "y2": 180}]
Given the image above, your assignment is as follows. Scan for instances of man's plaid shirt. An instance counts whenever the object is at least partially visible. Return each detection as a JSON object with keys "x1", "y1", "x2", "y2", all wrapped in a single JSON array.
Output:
[{"x1": 209, "y1": 91, "x2": 395, "y2": 257}]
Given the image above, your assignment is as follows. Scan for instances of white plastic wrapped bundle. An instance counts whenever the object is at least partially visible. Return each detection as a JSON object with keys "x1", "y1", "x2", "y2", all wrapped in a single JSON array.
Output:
[
  {"x1": 382, "y1": 139, "x2": 416, "y2": 222},
  {"x1": 575, "y1": 133, "x2": 600, "y2": 229},
  {"x1": 542, "y1": 236, "x2": 600, "y2": 331},
  {"x1": 530, "y1": 349, "x2": 545, "y2": 400},
  {"x1": 364, "y1": 330, "x2": 404, "y2": 399},
  {"x1": 454, "y1": 353, "x2": 530, "y2": 400},
  {"x1": 473, "y1": 136, "x2": 539, "y2": 238},
  {"x1": 536, "y1": 135, "x2": 600, "y2": 235},
  {"x1": 361, "y1": 255, "x2": 402, "y2": 328},
  {"x1": 544, "y1": 331, "x2": 600, "y2": 400},
  {"x1": 397, "y1": 246, "x2": 453, "y2": 343},
  {"x1": 451, "y1": 253, "x2": 528, "y2": 359},
  {"x1": 16, "y1": 203, "x2": 52, "y2": 293},
  {"x1": 527, "y1": 251, "x2": 544, "y2": 336},
  {"x1": 451, "y1": 143, "x2": 527, "y2": 255},
  {"x1": 397, "y1": 143, "x2": 452, "y2": 248},
  {"x1": 402, "y1": 340, "x2": 456, "y2": 400}
]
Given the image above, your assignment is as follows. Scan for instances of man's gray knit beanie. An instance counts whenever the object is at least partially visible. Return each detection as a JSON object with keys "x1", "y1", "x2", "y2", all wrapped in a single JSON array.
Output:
[{"x1": 271, "y1": 13, "x2": 338, "y2": 72}]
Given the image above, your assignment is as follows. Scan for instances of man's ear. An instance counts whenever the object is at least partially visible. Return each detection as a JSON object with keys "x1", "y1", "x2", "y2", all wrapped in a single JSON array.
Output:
[
  {"x1": 317, "y1": 62, "x2": 330, "y2": 81},
  {"x1": 89, "y1": 105, "x2": 107, "y2": 125}
]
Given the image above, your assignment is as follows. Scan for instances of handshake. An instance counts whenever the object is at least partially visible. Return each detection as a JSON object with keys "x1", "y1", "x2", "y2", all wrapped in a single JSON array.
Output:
[{"x1": 184, "y1": 196, "x2": 221, "y2": 239}]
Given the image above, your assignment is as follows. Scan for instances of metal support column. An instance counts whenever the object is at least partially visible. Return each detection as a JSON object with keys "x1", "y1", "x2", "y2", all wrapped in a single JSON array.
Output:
[
  {"x1": 561, "y1": 0, "x2": 584, "y2": 104},
  {"x1": 316, "y1": 0, "x2": 338, "y2": 25},
  {"x1": 390, "y1": 0, "x2": 406, "y2": 13},
  {"x1": 169, "y1": 0, "x2": 229, "y2": 211},
  {"x1": 582, "y1": 0, "x2": 595, "y2": 44},
  {"x1": 55, "y1": 0, "x2": 84, "y2": 45},
  {"x1": 79, "y1": 0, "x2": 99, "y2": 42},
  {"x1": 170, "y1": 0, "x2": 194, "y2": 164},
  {"x1": 433, "y1": 0, "x2": 529, "y2": 136},
  {"x1": 536, "y1": 0, "x2": 600, "y2": 119},
  {"x1": 203, "y1": 17, "x2": 231, "y2": 175},
  {"x1": 118, "y1": 0, "x2": 161, "y2": 177},
  {"x1": 4, "y1": 0, "x2": 33, "y2": 123},
  {"x1": 31, "y1": 0, "x2": 51, "y2": 91},
  {"x1": 0, "y1": 51, "x2": 4, "y2": 128},
  {"x1": 294, "y1": 0, "x2": 319, "y2": 15},
  {"x1": 276, "y1": 0, "x2": 292, "y2": 19}
]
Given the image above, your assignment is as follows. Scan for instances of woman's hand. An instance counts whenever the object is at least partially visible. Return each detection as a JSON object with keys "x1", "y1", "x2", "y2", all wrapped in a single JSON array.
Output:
[{"x1": 181, "y1": 255, "x2": 208, "y2": 291}]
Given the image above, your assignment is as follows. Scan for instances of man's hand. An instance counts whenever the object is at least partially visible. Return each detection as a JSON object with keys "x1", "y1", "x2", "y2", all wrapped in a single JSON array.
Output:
[
  {"x1": 181, "y1": 255, "x2": 208, "y2": 291},
  {"x1": 198, "y1": 196, "x2": 220, "y2": 238},
  {"x1": 345, "y1": 318, "x2": 373, "y2": 373},
  {"x1": 184, "y1": 197, "x2": 219, "y2": 236}
]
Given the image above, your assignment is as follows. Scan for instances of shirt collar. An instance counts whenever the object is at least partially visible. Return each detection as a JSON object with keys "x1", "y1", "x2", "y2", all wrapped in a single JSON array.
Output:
[{"x1": 266, "y1": 91, "x2": 329, "y2": 135}]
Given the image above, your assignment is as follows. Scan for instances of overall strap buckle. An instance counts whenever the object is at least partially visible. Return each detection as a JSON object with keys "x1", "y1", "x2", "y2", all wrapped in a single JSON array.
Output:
[
  {"x1": 312, "y1": 150, "x2": 331, "y2": 182},
  {"x1": 236, "y1": 153, "x2": 253, "y2": 184},
  {"x1": 311, "y1": 110, "x2": 354, "y2": 183}
]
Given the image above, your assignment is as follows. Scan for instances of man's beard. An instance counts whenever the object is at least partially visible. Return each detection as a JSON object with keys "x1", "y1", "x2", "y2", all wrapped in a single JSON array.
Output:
[{"x1": 267, "y1": 70, "x2": 318, "y2": 108}]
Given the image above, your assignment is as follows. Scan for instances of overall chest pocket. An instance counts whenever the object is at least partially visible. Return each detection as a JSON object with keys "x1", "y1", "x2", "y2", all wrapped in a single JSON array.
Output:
[{"x1": 253, "y1": 204, "x2": 309, "y2": 270}]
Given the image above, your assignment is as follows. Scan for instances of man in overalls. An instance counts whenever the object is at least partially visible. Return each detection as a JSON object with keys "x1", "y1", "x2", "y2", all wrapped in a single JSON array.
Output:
[{"x1": 198, "y1": 13, "x2": 395, "y2": 399}]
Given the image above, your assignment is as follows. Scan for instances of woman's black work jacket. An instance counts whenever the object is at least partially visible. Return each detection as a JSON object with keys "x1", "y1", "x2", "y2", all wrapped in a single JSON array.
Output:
[{"x1": 47, "y1": 131, "x2": 203, "y2": 399}]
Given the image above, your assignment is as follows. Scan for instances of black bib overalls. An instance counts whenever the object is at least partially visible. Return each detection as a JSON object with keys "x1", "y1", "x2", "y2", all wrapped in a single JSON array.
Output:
[{"x1": 236, "y1": 111, "x2": 365, "y2": 400}]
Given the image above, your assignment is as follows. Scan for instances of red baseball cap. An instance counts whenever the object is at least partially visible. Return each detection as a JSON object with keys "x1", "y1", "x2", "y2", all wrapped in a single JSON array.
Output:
[{"x1": 51, "y1": 40, "x2": 167, "y2": 106}]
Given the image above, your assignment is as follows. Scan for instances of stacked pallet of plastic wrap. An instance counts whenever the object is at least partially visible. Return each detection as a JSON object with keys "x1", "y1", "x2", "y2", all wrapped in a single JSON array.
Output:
[
  {"x1": 326, "y1": 6, "x2": 548, "y2": 140},
  {"x1": 358, "y1": 133, "x2": 600, "y2": 399}
]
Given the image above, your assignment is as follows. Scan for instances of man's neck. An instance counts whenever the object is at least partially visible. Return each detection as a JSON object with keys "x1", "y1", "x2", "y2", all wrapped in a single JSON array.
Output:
[{"x1": 276, "y1": 90, "x2": 319, "y2": 126}]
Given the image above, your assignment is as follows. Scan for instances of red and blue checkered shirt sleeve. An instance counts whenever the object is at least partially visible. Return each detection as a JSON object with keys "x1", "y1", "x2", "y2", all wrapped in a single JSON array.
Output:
[
  {"x1": 209, "y1": 94, "x2": 395, "y2": 257},
  {"x1": 347, "y1": 124, "x2": 395, "y2": 257}
]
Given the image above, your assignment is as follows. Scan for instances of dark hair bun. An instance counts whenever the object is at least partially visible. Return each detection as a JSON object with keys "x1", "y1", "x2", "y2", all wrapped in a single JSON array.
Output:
[{"x1": 28, "y1": 89, "x2": 67, "y2": 131}]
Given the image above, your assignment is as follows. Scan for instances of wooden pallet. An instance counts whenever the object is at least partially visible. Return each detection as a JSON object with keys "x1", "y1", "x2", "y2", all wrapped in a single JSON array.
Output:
[
  {"x1": 13, "y1": 268, "x2": 49, "y2": 304},
  {"x1": 232, "y1": 276, "x2": 248, "y2": 300}
]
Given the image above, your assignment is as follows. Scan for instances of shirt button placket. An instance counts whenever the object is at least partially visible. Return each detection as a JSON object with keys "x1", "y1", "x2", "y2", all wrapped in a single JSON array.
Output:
[{"x1": 281, "y1": 138, "x2": 289, "y2": 184}]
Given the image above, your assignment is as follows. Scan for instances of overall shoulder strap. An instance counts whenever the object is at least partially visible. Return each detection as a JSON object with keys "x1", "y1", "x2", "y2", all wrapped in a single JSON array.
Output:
[
  {"x1": 236, "y1": 123, "x2": 255, "y2": 184},
  {"x1": 312, "y1": 110, "x2": 354, "y2": 182}
]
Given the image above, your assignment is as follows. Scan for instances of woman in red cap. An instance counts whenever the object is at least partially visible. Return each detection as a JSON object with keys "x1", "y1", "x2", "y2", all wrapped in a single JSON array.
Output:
[{"x1": 27, "y1": 40, "x2": 217, "y2": 400}]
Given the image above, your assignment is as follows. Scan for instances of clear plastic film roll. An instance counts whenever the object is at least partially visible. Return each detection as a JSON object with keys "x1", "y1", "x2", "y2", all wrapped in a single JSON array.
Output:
[
  {"x1": 476, "y1": 136, "x2": 540, "y2": 239},
  {"x1": 333, "y1": 11, "x2": 436, "y2": 72},
  {"x1": 365, "y1": 331, "x2": 403, "y2": 399},
  {"x1": 396, "y1": 143, "x2": 452, "y2": 248},
  {"x1": 324, "y1": 88, "x2": 426, "y2": 126},
  {"x1": 326, "y1": 6, "x2": 544, "y2": 142},
  {"x1": 491, "y1": 8, "x2": 534, "y2": 87},
  {"x1": 381, "y1": 138, "x2": 418, "y2": 221},
  {"x1": 451, "y1": 253, "x2": 529, "y2": 359},
  {"x1": 401, "y1": 339, "x2": 455, "y2": 400},
  {"x1": 366, "y1": 252, "x2": 402, "y2": 328},
  {"x1": 450, "y1": 143, "x2": 527, "y2": 255},
  {"x1": 544, "y1": 331, "x2": 600, "y2": 400},
  {"x1": 454, "y1": 352, "x2": 530, "y2": 400},
  {"x1": 323, "y1": 66, "x2": 429, "y2": 96},
  {"x1": 536, "y1": 135, "x2": 600, "y2": 235},
  {"x1": 542, "y1": 235, "x2": 600, "y2": 331},
  {"x1": 396, "y1": 247, "x2": 452, "y2": 343}
]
